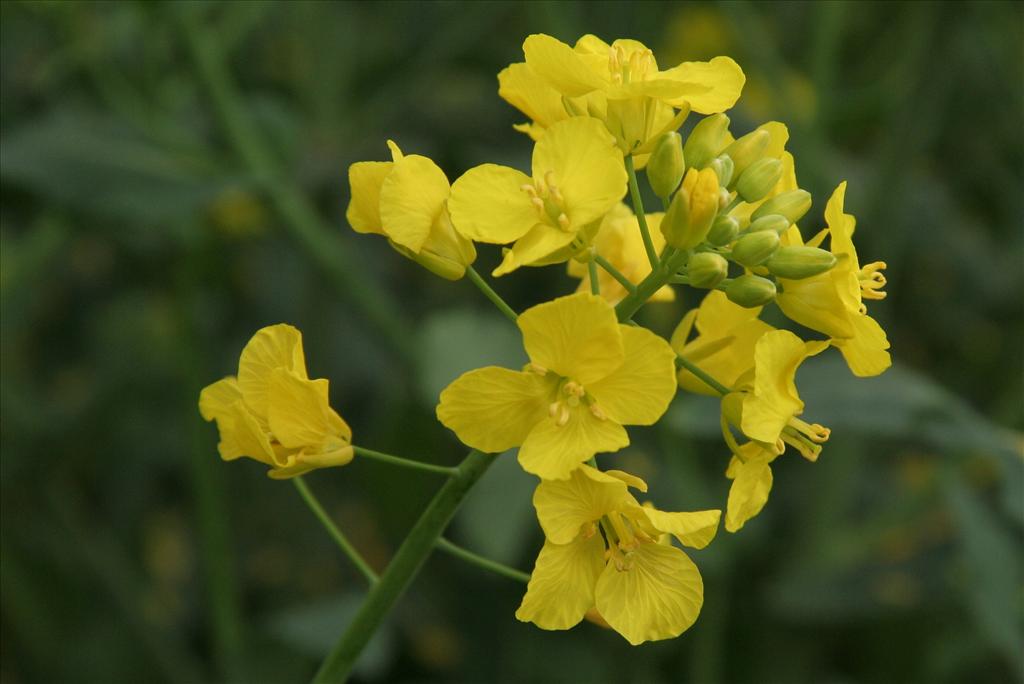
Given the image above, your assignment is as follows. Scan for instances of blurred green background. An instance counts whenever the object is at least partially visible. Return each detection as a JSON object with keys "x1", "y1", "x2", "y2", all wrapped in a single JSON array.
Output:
[{"x1": 2, "y1": 1, "x2": 1021, "y2": 682}]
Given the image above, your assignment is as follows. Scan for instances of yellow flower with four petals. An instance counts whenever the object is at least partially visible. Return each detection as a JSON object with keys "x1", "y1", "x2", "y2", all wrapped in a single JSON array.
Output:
[
  {"x1": 436, "y1": 292, "x2": 677, "y2": 479},
  {"x1": 199, "y1": 324, "x2": 354, "y2": 479},
  {"x1": 516, "y1": 464, "x2": 721, "y2": 644}
]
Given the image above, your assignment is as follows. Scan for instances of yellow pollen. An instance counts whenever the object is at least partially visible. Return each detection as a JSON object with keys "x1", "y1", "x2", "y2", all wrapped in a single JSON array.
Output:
[
  {"x1": 531, "y1": 197, "x2": 545, "y2": 211},
  {"x1": 557, "y1": 213, "x2": 571, "y2": 230},
  {"x1": 556, "y1": 404, "x2": 570, "y2": 426},
  {"x1": 860, "y1": 261, "x2": 888, "y2": 300},
  {"x1": 589, "y1": 403, "x2": 607, "y2": 421}
]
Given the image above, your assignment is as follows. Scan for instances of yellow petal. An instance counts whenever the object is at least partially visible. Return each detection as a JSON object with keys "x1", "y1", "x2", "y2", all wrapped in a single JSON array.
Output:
[
  {"x1": 833, "y1": 313, "x2": 892, "y2": 377},
  {"x1": 517, "y1": 292, "x2": 624, "y2": 385},
  {"x1": 216, "y1": 400, "x2": 275, "y2": 465},
  {"x1": 659, "y1": 56, "x2": 745, "y2": 113},
  {"x1": 346, "y1": 161, "x2": 391, "y2": 235},
  {"x1": 640, "y1": 508, "x2": 721, "y2": 549},
  {"x1": 515, "y1": 535, "x2": 606, "y2": 630},
  {"x1": 448, "y1": 164, "x2": 537, "y2": 244},
  {"x1": 533, "y1": 465, "x2": 632, "y2": 544},
  {"x1": 517, "y1": 409, "x2": 629, "y2": 480},
  {"x1": 267, "y1": 444, "x2": 355, "y2": 480},
  {"x1": 199, "y1": 376, "x2": 241, "y2": 423},
  {"x1": 267, "y1": 369, "x2": 336, "y2": 449},
  {"x1": 492, "y1": 223, "x2": 576, "y2": 276},
  {"x1": 532, "y1": 117, "x2": 627, "y2": 229},
  {"x1": 725, "y1": 452, "x2": 774, "y2": 532},
  {"x1": 237, "y1": 324, "x2": 308, "y2": 423},
  {"x1": 595, "y1": 542, "x2": 704, "y2": 645},
  {"x1": 588, "y1": 325, "x2": 677, "y2": 426},
  {"x1": 523, "y1": 33, "x2": 607, "y2": 97},
  {"x1": 824, "y1": 181, "x2": 859, "y2": 266},
  {"x1": 498, "y1": 62, "x2": 568, "y2": 128},
  {"x1": 379, "y1": 154, "x2": 450, "y2": 253},
  {"x1": 601, "y1": 468, "x2": 648, "y2": 492},
  {"x1": 776, "y1": 271, "x2": 857, "y2": 339},
  {"x1": 436, "y1": 367, "x2": 554, "y2": 453},
  {"x1": 740, "y1": 331, "x2": 828, "y2": 443}
]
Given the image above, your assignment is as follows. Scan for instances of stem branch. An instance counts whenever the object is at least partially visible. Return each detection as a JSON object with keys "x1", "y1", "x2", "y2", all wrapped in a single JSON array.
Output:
[
  {"x1": 354, "y1": 446, "x2": 457, "y2": 477},
  {"x1": 625, "y1": 155, "x2": 660, "y2": 270},
  {"x1": 435, "y1": 537, "x2": 530, "y2": 583},
  {"x1": 466, "y1": 266, "x2": 518, "y2": 323},
  {"x1": 293, "y1": 477, "x2": 379, "y2": 586}
]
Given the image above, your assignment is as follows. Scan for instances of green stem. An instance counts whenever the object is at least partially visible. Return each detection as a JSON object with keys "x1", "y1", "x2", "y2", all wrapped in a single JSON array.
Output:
[
  {"x1": 587, "y1": 258, "x2": 601, "y2": 296},
  {"x1": 174, "y1": 6, "x2": 416, "y2": 367},
  {"x1": 723, "y1": 194, "x2": 744, "y2": 214},
  {"x1": 435, "y1": 537, "x2": 530, "y2": 583},
  {"x1": 293, "y1": 477, "x2": 379, "y2": 586},
  {"x1": 354, "y1": 446, "x2": 457, "y2": 476},
  {"x1": 593, "y1": 253, "x2": 636, "y2": 294},
  {"x1": 466, "y1": 265, "x2": 518, "y2": 323},
  {"x1": 624, "y1": 155, "x2": 659, "y2": 270},
  {"x1": 311, "y1": 450, "x2": 496, "y2": 684},
  {"x1": 675, "y1": 355, "x2": 731, "y2": 395},
  {"x1": 614, "y1": 248, "x2": 688, "y2": 322}
]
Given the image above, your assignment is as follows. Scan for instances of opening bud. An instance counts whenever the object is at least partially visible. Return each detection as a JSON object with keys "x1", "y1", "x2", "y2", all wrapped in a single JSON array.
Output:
[
  {"x1": 645, "y1": 131, "x2": 686, "y2": 200},
  {"x1": 748, "y1": 214, "x2": 790, "y2": 234},
  {"x1": 765, "y1": 245, "x2": 838, "y2": 279},
  {"x1": 708, "y1": 155, "x2": 734, "y2": 188},
  {"x1": 707, "y1": 215, "x2": 740, "y2": 246},
  {"x1": 726, "y1": 274, "x2": 777, "y2": 308},
  {"x1": 737, "y1": 158, "x2": 783, "y2": 202},
  {"x1": 750, "y1": 189, "x2": 812, "y2": 224},
  {"x1": 722, "y1": 129, "x2": 770, "y2": 181},
  {"x1": 661, "y1": 167, "x2": 720, "y2": 249},
  {"x1": 730, "y1": 230, "x2": 780, "y2": 268},
  {"x1": 683, "y1": 113, "x2": 730, "y2": 170},
  {"x1": 687, "y1": 252, "x2": 729, "y2": 288},
  {"x1": 392, "y1": 207, "x2": 477, "y2": 280}
]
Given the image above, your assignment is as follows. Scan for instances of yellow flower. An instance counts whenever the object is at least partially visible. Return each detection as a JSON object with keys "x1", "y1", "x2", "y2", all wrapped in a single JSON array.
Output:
[
  {"x1": 436, "y1": 293, "x2": 677, "y2": 480},
  {"x1": 198, "y1": 324, "x2": 354, "y2": 479},
  {"x1": 516, "y1": 464, "x2": 720, "y2": 644},
  {"x1": 722, "y1": 329, "x2": 830, "y2": 460},
  {"x1": 566, "y1": 204, "x2": 674, "y2": 305},
  {"x1": 776, "y1": 183, "x2": 891, "y2": 376},
  {"x1": 448, "y1": 117, "x2": 627, "y2": 276},
  {"x1": 520, "y1": 34, "x2": 745, "y2": 155},
  {"x1": 347, "y1": 140, "x2": 476, "y2": 280},
  {"x1": 670, "y1": 290, "x2": 774, "y2": 396},
  {"x1": 723, "y1": 441, "x2": 779, "y2": 532}
]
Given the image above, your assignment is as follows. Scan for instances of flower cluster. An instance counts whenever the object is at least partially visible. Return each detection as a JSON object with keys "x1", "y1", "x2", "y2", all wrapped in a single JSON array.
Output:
[{"x1": 201, "y1": 32, "x2": 891, "y2": 648}]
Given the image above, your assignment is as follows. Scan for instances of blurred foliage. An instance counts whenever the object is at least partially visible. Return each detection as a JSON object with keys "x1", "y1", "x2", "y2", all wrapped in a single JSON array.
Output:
[{"x1": 1, "y1": 1, "x2": 1022, "y2": 683}]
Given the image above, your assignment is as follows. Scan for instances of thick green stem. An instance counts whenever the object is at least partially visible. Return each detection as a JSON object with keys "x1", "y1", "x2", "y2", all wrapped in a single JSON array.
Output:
[
  {"x1": 293, "y1": 477, "x2": 379, "y2": 586},
  {"x1": 587, "y1": 258, "x2": 601, "y2": 296},
  {"x1": 311, "y1": 450, "x2": 496, "y2": 683},
  {"x1": 174, "y1": 6, "x2": 416, "y2": 367},
  {"x1": 675, "y1": 355, "x2": 731, "y2": 395},
  {"x1": 466, "y1": 266, "x2": 519, "y2": 323},
  {"x1": 435, "y1": 537, "x2": 530, "y2": 583},
  {"x1": 624, "y1": 155, "x2": 659, "y2": 270},
  {"x1": 354, "y1": 446, "x2": 457, "y2": 476},
  {"x1": 614, "y1": 249, "x2": 688, "y2": 322},
  {"x1": 593, "y1": 253, "x2": 636, "y2": 293}
]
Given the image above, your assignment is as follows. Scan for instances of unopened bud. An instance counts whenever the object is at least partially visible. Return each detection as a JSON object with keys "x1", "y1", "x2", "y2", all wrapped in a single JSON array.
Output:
[
  {"x1": 646, "y1": 132, "x2": 686, "y2": 199},
  {"x1": 707, "y1": 215, "x2": 740, "y2": 246},
  {"x1": 708, "y1": 155, "x2": 734, "y2": 188},
  {"x1": 737, "y1": 158, "x2": 783, "y2": 202},
  {"x1": 751, "y1": 189, "x2": 812, "y2": 224},
  {"x1": 687, "y1": 252, "x2": 729, "y2": 288},
  {"x1": 748, "y1": 214, "x2": 790, "y2": 234},
  {"x1": 726, "y1": 274, "x2": 777, "y2": 307},
  {"x1": 722, "y1": 129, "x2": 770, "y2": 181},
  {"x1": 765, "y1": 246, "x2": 837, "y2": 279},
  {"x1": 683, "y1": 113, "x2": 730, "y2": 170},
  {"x1": 661, "y1": 168, "x2": 720, "y2": 249},
  {"x1": 731, "y1": 230, "x2": 780, "y2": 267}
]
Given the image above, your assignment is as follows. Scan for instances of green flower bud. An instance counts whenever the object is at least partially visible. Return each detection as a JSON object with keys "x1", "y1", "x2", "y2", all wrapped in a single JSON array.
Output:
[
  {"x1": 708, "y1": 155, "x2": 734, "y2": 188},
  {"x1": 661, "y1": 167, "x2": 719, "y2": 249},
  {"x1": 687, "y1": 252, "x2": 729, "y2": 288},
  {"x1": 765, "y1": 245, "x2": 838, "y2": 279},
  {"x1": 748, "y1": 214, "x2": 790, "y2": 234},
  {"x1": 683, "y1": 113, "x2": 730, "y2": 170},
  {"x1": 707, "y1": 215, "x2": 739, "y2": 246},
  {"x1": 730, "y1": 230, "x2": 780, "y2": 268},
  {"x1": 726, "y1": 274, "x2": 777, "y2": 308},
  {"x1": 736, "y1": 158, "x2": 783, "y2": 202},
  {"x1": 645, "y1": 131, "x2": 686, "y2": 199},
  {"x1": 722, "y1": 129, "x2": 770, "y2": 180},
  {"x1": 750, "y1": 189, "x2": 812, "y2": 224}
]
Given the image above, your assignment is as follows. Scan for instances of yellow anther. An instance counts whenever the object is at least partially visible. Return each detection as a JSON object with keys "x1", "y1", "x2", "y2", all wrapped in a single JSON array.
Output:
[
  {"x1": 531, "y1": 197, "x2": 545, "y2": 212},
  {"x1": 550, "y1": 185, "x2": 564, "y2": 204},
  {"x1": 589, "y1": 403, "x2": 607, "y2": 421},
  {"x1": 548, "y1": 402, "x2": 561, "y2": 418},
  {"x1": 556, "y1": 404, "x2": 570, "y2": 427},
  {"x1": 563, "y1": 381, "x2": 585, "y2": 397},
  {"x1": 790, "y1": 416, "x2": 831, "y2": 444},
  {"x1": 860, "y1": 261, "x2": 888, "y2": 300},
  {"x1": 525, "y1": 362, "x2": 548, "y2": 375},
  {"x1": 520, "y1": 183, "x2": 537, "y2": 197},
  {"x1": 581, "y1": 521, "x2": 598, "y2": 539},
  {"x1": 557, "y1": 213, "x2": 571, "y2": 230}
]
